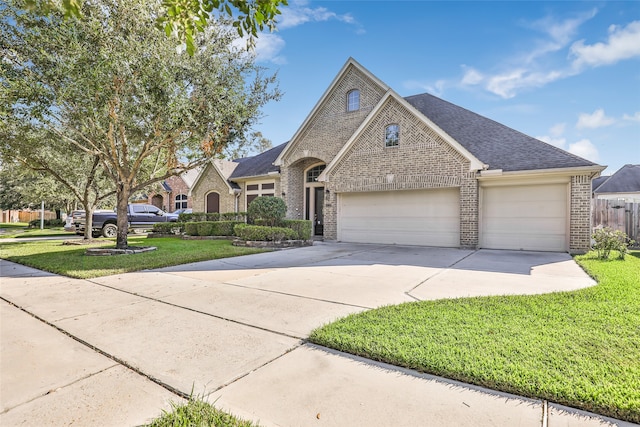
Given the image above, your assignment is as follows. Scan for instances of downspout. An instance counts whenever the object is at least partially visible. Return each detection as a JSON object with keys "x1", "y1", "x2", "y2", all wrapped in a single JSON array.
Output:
[{"x1": 233, "y1": 188, "x2": 242, "y2": 214}]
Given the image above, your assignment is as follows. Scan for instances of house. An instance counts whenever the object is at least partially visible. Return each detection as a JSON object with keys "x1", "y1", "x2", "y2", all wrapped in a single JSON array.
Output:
[
  {"x1": 192, "y1": 58, "x2": 605, "y2": 253},
  {"x1": 148, "y1": 168, "x2": 201, "y2": 213},
  {"x1": 592, "y1": 164, "x2": 640, "y2": 202}
]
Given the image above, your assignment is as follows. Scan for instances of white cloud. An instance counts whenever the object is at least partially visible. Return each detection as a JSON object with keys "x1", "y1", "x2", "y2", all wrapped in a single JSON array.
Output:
[
  {"x1": 461, "y1": 67, "x2": 483, "y2": 85},
  {"x1": 623, "y1": 111, "x2": 640, "y2": 122},
  {"x1": 485, "y1": 69, "x2": 565, "y2": 99},
  {"x1": 253, "y1": 33, "x2": 287, "y2": 64},
  {"x1": 568, "y1": 139, "x2": 599, "y2": 161},
  {"x1": 537, "y1": 135, "x2": 567, "y2": 149},
  {"x1": 576, "y1": 109, "x2": 615, "y2": 129},
  {"x1": 550, "y1": 123, "x2": 566, "y2": 137},
  {"x1": 571, "y1": 21, "x2": 640, "y2": 68},
  {"x1": 278, "y1": 0, "x2": 358, "y2": 30}
]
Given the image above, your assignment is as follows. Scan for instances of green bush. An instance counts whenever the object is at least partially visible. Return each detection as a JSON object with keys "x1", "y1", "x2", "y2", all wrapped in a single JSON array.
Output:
[
  {"x1": 152, "y1": 223, "x2": 184, "y2": 234},
  {"x1": 592, "y1": 227, "x2": 634, "y2": 259},
  {"x1": 179, "y1": 212, "x2": 247, "y2": 223},
  {"x1": 28, "y1": 219, "x2": 65, "y2": 228},
  {"x1": 185, "y1": 221, "x2": 243, "y2": 237},
  {"x1": 234, "y1": 224, "x2": 297, "y2": 241},
  {"x1": 248, "y1": 197, "x2": 286, "y2": 226},
  {"x1": 281, "y1": 219, "x2": 312, "y2": 240}
]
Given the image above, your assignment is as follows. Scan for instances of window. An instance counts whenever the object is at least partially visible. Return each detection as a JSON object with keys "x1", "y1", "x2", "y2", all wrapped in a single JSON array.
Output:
[
  {"x1": 385, "y1": 124, "x2": 399, "y2": 147},
  {"x1": 175, "y1": 194, "x2": 187, "y2": 210},
  {"x1": 245, "y1": 180, "x2": 276, "y2": 208},
  {"x1": 306, "y1": 164, "x2": 326, "y2": 183},
  {"x1": 347, "y1": 90, "x2": 360, "y2": 112}
]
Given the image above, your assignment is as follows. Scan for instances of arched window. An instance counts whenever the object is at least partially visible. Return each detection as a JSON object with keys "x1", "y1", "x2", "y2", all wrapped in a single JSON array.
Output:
[
  {"x1": 347, "y1": 89, "x2": 360, "y2": 112},
  {"x1": 306, "y1": 164, "x2": 326, "y2": 183},
  {"x1": 175, "y1": 194, "x2": 188, "y2": 210},
  {"x1": 385, "y1": 124, "x2": 400, "y2": 147}
]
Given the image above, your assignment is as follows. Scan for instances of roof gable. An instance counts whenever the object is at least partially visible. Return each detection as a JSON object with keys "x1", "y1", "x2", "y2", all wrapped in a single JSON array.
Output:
[
  {"x1": 405, "y1": 93, "x2": 599, "y2": 172},
  {"x1": 321, "y1": 91, "x2": 485, "y2": 180},
  {"x1": 594, "y1": 164, "x2": 640, "y2": 193},
  {"x1": 189, "y1": 158, "x2": 238, "y2": 195},
  {"x1": 274, "y1": 57, "x2": 390, "y2": 166}
]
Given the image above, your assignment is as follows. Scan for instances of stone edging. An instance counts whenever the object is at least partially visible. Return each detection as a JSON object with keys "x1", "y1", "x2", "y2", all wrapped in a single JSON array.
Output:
[
  {"x1": 85, "y1": 246, "x2": 157, "y2": 256},
  {"x1": 232, "y1": 239, "x2": 313, "y2": 248}
]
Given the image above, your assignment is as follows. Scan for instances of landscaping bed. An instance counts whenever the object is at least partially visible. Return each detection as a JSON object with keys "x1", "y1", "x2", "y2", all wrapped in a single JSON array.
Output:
[{"x1": 309, "y1": 251, "x2": 640, "y2": 423}]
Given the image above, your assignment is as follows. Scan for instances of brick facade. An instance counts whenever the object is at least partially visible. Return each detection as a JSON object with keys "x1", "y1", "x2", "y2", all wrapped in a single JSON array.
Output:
[
  {"x1": 148, "y1": 175, "x2": 191, "y2": 212},
  {"x1": 190, "y1": 163, "x2": 236, "y2": 213},
  {"x1": 569, "y1": 175, "x2": 593, "y2": 253}
]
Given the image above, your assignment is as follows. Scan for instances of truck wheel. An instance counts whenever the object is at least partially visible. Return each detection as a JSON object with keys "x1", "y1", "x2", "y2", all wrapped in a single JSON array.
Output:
[{"x1": 102, "y1": 224, "x2": 117, "y2": 238}]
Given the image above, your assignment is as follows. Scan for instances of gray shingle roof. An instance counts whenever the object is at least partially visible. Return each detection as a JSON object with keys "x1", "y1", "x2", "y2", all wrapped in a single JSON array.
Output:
[
  {"x1": 594, "y1": 164, "x2": 640, "y2": 193},
  {"x1": 405, "y1": 93, "x2": 599, "y2": 172},
  {"x1": 229, "y1": 142, "x2": 287, "y2": 179},
  {"x1": 592, "y1": 175, "x2": 609, "y2": 192}
]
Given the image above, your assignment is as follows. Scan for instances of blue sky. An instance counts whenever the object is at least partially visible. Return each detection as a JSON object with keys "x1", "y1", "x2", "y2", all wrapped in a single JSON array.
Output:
[{"x1": 248, "y1": 0, "x2": 639, "y2": 175}]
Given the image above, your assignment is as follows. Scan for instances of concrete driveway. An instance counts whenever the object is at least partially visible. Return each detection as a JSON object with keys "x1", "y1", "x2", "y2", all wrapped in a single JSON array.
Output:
[{"x1": 2, "y1": 243, "x2": 627, "y2": 427}]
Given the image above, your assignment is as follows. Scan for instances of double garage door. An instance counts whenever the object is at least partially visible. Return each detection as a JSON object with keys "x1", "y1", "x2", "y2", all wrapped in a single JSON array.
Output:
[
  {"x1": 337, "y1": 188, "x2": 460, "y2": 247},
  {"x1": 337, "y1": 183, "x2": 568, "y2": 252}
]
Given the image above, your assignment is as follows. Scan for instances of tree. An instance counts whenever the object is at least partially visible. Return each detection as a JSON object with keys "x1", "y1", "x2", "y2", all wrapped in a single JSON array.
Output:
[
  {"x1": 1, "y1": 0, "x2": 280, "y2": 248},
  {"x1": 25, "y1": 0, "x2": 288, "y2": 56},
  {"x1": 0, "y1": 127, "x2": 116, "y2": 238},
  {"x1": 224, "y1": 130, "x2": 272, "y2": 159}
]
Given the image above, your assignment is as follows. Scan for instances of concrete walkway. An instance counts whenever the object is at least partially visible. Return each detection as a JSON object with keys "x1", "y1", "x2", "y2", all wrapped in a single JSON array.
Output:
[{"x1": 0, "y1": 243, "x2": 635, "y2": 426}]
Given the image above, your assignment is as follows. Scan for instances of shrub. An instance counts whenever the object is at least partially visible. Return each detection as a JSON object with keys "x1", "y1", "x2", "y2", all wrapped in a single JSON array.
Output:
[
  {"x1": 179, "y1": 212, "x2": 247, "y2": 223},
  {"x1": 184, "y1": 221, "x2": 243, "y2": 236},
  {"x1": 234, "y1": 224, "x2": 297, "y2": 241},
  {"x1": 28, "y1": 219, "x2": 65, "y2": 228},
  {"x1": 152, "y1": 223, "x2": 184, "y2": 234},
  {"x1": 592, "y1": 227, "x2": 634, "y2": 260},
  {"x1": 247, "y1": 197, "x2": 286, "y2": 226},
  {"x1": 281, "y1": 219, "x2": 312, "y2": 240}
]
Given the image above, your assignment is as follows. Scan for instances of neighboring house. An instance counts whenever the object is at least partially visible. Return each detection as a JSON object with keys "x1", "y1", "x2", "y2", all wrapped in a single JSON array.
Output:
[
  {"x1": 192, "y1": 58, "x2": 605, "y2": 253},
  {"x1": 592, "y1": 164, "x2": 640, "y2": 202},
  {"x1": 148, "y1": 168, "x2": 200, "y2": 213}
]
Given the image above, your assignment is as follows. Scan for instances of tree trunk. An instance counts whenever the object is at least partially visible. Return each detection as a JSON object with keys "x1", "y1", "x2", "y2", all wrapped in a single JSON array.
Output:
[
  {"x1": 83, "y1": 203, "x2": 95, "y2": 240},
  {"x1": 115, "y1": 184, "x2": 130, "y2": 249},
  {"x1": 55, "y1": 209, "x2": 61, "y2": 220}
]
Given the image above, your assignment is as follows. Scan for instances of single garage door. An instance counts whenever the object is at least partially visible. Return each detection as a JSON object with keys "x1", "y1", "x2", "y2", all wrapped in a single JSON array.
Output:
[
  {"x1": 337, "y1": 188, "x2": 460, "y2": 247},
  {"x1": 481, "y1": 183, "x2": 568, "y2": 252}
]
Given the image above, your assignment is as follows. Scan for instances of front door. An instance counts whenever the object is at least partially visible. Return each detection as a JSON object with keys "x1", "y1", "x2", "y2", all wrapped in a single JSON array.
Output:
[{"x1": 305, "y1": 186, "x2": 324, "y2": 236}]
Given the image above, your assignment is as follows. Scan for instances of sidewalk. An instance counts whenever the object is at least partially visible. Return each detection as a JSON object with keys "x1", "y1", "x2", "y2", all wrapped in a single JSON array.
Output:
[{"x1": 1, "y1": 247, "x2": 636, "y2": 426}]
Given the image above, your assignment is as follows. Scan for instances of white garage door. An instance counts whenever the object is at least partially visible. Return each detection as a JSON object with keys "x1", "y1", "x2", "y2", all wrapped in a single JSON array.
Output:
[
  {"x1": 481, "y1": 183, "x2": 568, "y2": 252},
  {"x1": 337, "y1": 188, "x2": 460, "y2": 247}
]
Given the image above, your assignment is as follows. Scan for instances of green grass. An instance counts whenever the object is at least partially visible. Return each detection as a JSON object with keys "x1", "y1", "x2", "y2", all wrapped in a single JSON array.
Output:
[
  {"x1": 144, "y1": 397, "x2": 260, "y2": 427},
  {"x1": 0, "y1": 236, "x2": 265, "y2": 278},
  {"x1": 0, "y1": 227, "x2": 72, "y2": 239},
  {"x1": 309, "y1": 251, "x2": 640, "y2": 423}
]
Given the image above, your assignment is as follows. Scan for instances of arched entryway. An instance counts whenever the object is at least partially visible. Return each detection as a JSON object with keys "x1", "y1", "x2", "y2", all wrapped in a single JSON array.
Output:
[
  {"x1": 304, "y1": 163, "x2": 326, "y2": 236},
  {"x1": 206, "y1": 192, "x2": 220, "y2": 213}
]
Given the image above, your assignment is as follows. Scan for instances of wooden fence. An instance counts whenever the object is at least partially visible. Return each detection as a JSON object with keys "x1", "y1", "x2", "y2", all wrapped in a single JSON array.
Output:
[
  {"x1": 0, "y1": 209, "x2": 57, "y2": 223},
  {"x1": 592, "y1": 199, "x2": 640, "y2": 244}
]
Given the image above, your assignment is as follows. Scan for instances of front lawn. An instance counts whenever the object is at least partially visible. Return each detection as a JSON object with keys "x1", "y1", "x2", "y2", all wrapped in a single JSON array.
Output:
[
  {"x1": 0, "y1": 236, "x2": 265, "y2": 278},
  {"x1": 0, "y1": 223, "x2": 72, "y2": 239},
  {"x1": 309, "y1": 251, "x2": 640, "y2": 423}
]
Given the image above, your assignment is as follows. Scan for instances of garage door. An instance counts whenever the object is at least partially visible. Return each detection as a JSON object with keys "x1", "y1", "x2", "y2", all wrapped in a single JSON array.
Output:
[
  {"x1": 337, "y1": 188, "x2": 460, "y2": 247},
  {"x1": 481, "y1": 183, "x2": 568, "y2": 252}
]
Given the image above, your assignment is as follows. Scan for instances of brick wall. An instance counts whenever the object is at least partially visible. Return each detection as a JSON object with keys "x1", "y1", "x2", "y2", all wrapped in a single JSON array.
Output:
[
  {"x1": 280, "y1": 64, "x2": 387, "y2": 219},
  {"x1": 570, "y1": 174, "x2": 593, "y2": 253},
  {"x1": 325, "y1": 97, "x2": 478, "y2": 246},
  {"x1": 191, "y1": 163, "x2": 236, "y2": 213}
]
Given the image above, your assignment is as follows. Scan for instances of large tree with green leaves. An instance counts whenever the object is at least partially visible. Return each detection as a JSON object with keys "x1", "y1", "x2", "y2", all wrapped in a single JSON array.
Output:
[
  {"x1": 25, "y1": 0, "x2": 288, "y2": 56},
  {"x1": 1, "y1": 0, "x2": 280, "y2": 248}
]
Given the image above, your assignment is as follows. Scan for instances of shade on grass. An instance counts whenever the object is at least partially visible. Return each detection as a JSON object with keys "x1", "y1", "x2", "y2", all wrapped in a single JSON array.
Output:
[
  {"x1": 0, "y1": 236, "x2": 265, "y2": 279},
  {"x1": 309, "y1": 252, "x2": 640, "y2": 423}
]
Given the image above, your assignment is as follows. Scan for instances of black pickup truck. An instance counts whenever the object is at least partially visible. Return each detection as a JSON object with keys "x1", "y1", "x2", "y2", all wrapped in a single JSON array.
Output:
[{"x1": 76, "y1": 204, "x2": 178, "y2": 238}]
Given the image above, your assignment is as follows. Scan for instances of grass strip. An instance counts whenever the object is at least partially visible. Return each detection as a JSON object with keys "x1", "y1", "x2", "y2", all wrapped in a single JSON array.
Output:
[
  {"x1": 0, "y1": 236, "x2": 265, "y2": 279},
  {"x1": 309, "y1": 251, "x2": 640, "y2": 423},
  {"x1": 144, "y1": 397, "x2": 260, "y2": 427}
]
